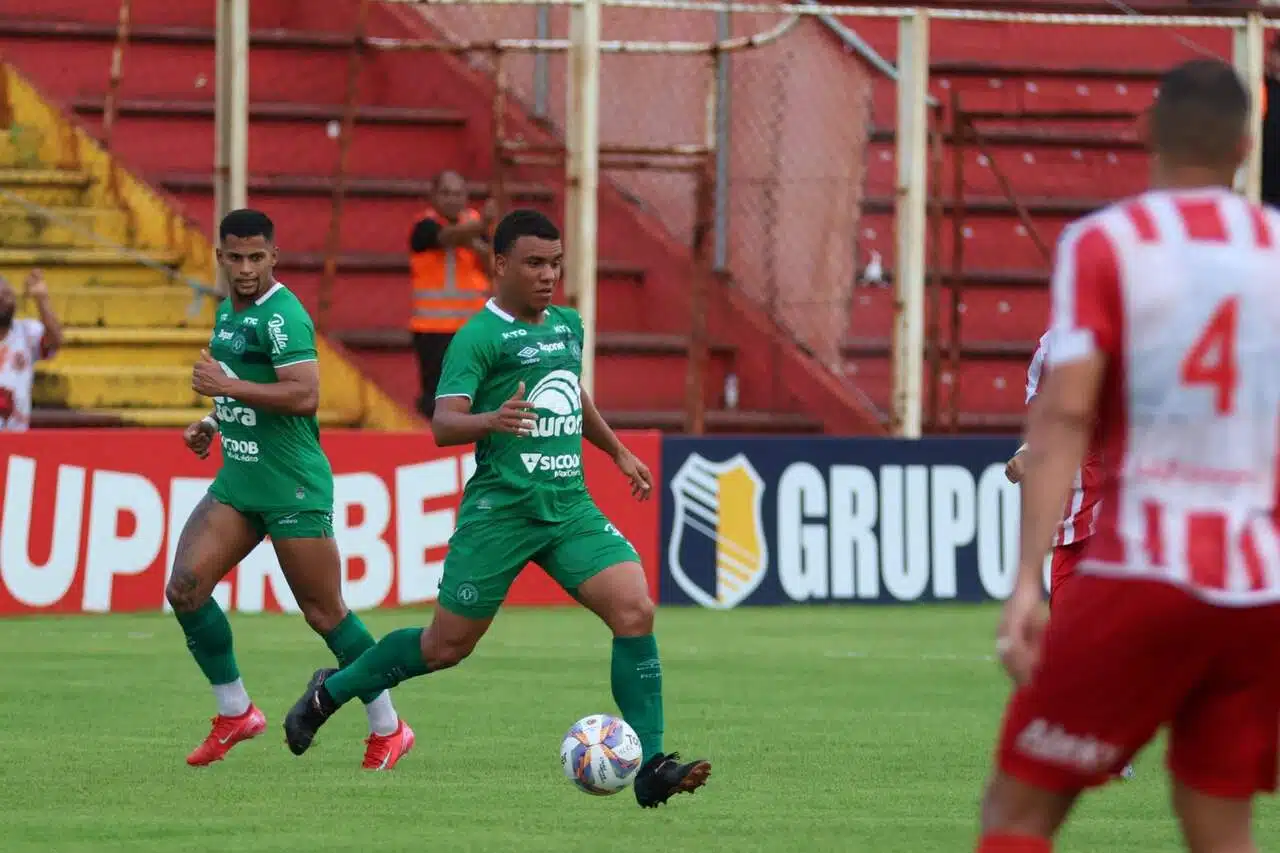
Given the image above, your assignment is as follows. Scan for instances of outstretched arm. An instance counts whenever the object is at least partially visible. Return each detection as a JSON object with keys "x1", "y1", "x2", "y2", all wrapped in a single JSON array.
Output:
[{"x1": 432, "y1": 385, "x2": 536, "y2": 446}]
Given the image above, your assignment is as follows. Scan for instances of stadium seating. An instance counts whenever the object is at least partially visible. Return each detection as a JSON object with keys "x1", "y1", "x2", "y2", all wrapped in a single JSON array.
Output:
[
  {"x1": 0, "y1": 0, "x2": 1247, "y2": 432},
  {"x1": 844, "y1": 3, "x2": 1235, "y2": 430}
]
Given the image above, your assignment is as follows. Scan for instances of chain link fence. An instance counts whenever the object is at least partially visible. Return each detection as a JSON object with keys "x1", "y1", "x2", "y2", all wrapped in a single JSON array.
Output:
[{"x1": 405, "y1": 2, "x2": 872, "y2": 373}]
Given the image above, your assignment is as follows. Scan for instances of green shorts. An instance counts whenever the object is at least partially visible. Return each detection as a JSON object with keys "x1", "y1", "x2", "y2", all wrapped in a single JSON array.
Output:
[
  {"x1": 438, "y1": 502, "x2": 641, "y2": 619},
  {"x1": 208, "y1": 487, "x2": 334, "y2": 540}
]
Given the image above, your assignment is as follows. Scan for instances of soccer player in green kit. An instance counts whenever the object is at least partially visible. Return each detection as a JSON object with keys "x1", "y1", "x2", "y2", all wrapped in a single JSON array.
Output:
[
  {"x1": 171, "y1": 209, "x2": 414, "y2": 770},
  {"x1": 283, "y1": 209, "x2": 711, "y2": 808}
]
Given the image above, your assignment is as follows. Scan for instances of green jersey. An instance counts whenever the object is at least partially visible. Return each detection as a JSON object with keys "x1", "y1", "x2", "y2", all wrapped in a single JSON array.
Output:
[
  {"x1": 206, "y1": 282, "x2": 333, "y2": 513},
  {"x1": 437, "y1": 298, "x2": 591, "y2": 523}
]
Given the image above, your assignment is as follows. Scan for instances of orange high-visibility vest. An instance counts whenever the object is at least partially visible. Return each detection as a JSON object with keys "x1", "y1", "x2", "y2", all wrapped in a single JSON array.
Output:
[{"x1": 409, "y1": 206, "x2": 489, "y2": 334}]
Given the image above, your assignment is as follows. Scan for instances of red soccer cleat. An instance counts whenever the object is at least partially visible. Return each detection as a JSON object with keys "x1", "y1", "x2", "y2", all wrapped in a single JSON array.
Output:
[
  {"x1": 361, "y1": 720, "x2": 415, "y2": 770},
  {"x1": 186, "y1": 705, "x2": 267, "y2": 766}
]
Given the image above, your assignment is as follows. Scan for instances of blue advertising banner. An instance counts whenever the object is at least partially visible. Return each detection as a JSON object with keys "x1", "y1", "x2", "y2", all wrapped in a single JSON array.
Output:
[{"x1": 660, "y1": 436, "x2": 1027, "y2": 608}]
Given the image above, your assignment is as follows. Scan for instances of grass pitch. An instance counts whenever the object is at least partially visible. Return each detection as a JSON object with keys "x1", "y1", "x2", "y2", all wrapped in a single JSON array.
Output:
[{"x1": 3, "y1": 605, "x2": 1276, "y2": 852}]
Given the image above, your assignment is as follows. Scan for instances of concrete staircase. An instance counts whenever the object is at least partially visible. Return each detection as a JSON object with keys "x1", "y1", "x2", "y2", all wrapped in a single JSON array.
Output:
[{"x1": 0, "y1": 60, "x2": 417, "y2": 428}]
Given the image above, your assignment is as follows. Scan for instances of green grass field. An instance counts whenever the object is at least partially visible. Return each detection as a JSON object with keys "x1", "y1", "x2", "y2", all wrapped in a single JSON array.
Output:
[{"x1": 3, "y1": 605, "x2": 1277, "y2": 852}]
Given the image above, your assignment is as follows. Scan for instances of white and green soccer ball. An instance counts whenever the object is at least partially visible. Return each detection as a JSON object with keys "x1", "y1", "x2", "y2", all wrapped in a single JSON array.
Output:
[{"x1": 559, "y1": 713, "x2": 643, "y2": 795}]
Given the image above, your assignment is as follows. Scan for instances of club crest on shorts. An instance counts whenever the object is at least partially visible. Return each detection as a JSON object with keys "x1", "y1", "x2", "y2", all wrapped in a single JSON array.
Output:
[
  {"x1": 456, "y1": 582, "x2": 480, "y2": 606},
  {"x1": 667, "y1": 452, "x2": 768, "y2": 609}
]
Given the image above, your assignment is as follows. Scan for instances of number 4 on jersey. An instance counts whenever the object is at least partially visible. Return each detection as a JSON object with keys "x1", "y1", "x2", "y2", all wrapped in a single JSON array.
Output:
[{"x1": 1179, "y1": 296, "x2": 1238, "y2": 415}]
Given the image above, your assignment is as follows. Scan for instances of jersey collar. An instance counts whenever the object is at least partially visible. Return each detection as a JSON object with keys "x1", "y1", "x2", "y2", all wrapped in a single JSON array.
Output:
[
  {"x1": 255, "y1": 281, "x2": 284, "y2": 306},
  {"x1": 485, "y1": 297, "x2": 546, "y2": 324}
]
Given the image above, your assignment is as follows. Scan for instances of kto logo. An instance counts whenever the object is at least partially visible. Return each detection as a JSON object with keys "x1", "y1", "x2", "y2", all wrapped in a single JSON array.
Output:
[
  {"x1": 503, "y1": 329, "x2": 528, "y2": 340},
  {"x1": 667, "y1": 453, "x2": 768, "y2": 610}
]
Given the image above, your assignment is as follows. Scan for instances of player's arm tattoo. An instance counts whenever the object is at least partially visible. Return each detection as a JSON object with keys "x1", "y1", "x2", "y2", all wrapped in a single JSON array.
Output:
[
  {"x1": 580, "y1": 390, "x2": 623, "y2": 459},
  {"x1": 165, "y1": 495, "x2": 217, "y2": 612}
]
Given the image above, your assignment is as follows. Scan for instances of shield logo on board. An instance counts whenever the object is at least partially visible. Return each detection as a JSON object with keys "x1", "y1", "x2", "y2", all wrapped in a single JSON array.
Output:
[{"x1": 666, "y1": 452, "x2": 768, "y2": 610}]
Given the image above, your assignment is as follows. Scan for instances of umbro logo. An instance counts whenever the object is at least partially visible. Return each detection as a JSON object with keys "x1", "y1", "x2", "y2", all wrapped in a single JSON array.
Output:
[{"x1": 517, "y1": 346, "x2": 540, "y2": 364}]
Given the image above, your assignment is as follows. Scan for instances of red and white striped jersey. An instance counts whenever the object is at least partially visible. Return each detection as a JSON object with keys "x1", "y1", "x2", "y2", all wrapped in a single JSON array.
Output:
[
  {"x1": 1026, "y1": 330, "x2": 1103, "y2": 546},
  {"x1": 0, "y1": 319, "x2": 52, "y2": 432},
  {"x1": 1049, "y1": 187, "x2": 1280, "y2": 607}
]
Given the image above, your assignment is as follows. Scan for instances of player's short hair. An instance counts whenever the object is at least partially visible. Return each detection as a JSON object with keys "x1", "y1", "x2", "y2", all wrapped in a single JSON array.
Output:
[
  {"x1": 219, "y1": 208, "x2": 275, "y2": 243},
  {"x1": 1150, "y1": 58, "x2": 1249, "y2": 169},
  {"x1": 493, "y1": 209, "x2": 560, "y2": 256}
]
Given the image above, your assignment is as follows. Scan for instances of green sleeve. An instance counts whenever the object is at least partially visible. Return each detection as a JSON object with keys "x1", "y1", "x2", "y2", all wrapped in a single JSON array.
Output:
[
  {"x1": 264, "y1": 300, "x2": 318, "y2": 368},
  {"x1": 436, "y1": 325, "x2": 492, "y2": 401}
]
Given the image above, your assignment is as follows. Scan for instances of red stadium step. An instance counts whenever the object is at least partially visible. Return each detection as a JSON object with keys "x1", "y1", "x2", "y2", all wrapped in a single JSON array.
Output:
[
  {"x1": 847, "y1": 283, "x2": 1050, "y2": 345},
  {"x1": 851, "y1": 15, "x2": 1233, "y2": 71},
  {"x1": 865, "y1": 133, "x2": 1147, "y2": 200},
  {"x1": 592, "y1": 334, "x2": 735, "y2": 413},
  {"x1": 0, "y1": 26, "x2": 478, "y2": 110},
  {"x1": 276, "y1": 261, "x2": 652, "y2": 336},
  {"x1": 156, "y1": 175, "x2": 556, "y2": 251},
  {"x1": 333, "y1": 333, "x2": 736, "y2": 420},
  {"x1": 1, "y1": 0, "x2": 369, "y2": 31},
  {"x1": 70, "y1": 99, "x2": 471, "y2": 181},
  {"x1": 860, "y1": 209, "x2": 1072, "y2": 273},
  {"x1": 843, "y1": 353, "x2": 1031, "y2": 422}
]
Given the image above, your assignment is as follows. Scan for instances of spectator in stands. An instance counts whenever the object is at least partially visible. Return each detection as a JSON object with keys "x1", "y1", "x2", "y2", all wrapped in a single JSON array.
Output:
[
  {"x1": 1261, "y1": 33, "x2": 1280, "y2": 206},
  {"x1": 0, "y1": 270, "x2": 63, "y2": 431},
  {"x1": 408, "y1": 170, "x2": 496, "y2": 418}
]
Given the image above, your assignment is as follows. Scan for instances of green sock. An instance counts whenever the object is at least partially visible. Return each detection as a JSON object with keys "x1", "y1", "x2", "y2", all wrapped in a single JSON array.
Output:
[
  {"x1": 323, "y1": 611, "x2": 383, "y2": 704},
  {"x1": 174, "y1": 599, "x2": 241, "y2": 686},
  {"x1": 324, "y1": 627, "x2": 429, "y2": 707},
  {"x1": 612, "y1": 634, "x2": 665, "y2": 762}
]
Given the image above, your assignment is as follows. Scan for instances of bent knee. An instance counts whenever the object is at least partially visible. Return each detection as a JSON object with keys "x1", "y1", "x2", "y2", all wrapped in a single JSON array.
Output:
[
  {"x1": 165, "y1": 568, "x2": 209, "y2": 613},
  {"x1": 420, "y1": 627, "x2": 483, "y2": 671},
  {"x1": 422, "y1": 638, "x2": 475, "y2": 671},
  {"x1": 299, "y1": 602, "x2": 347, "y2": 636},
  {"x1": 607, "y1": 594, "x2": 655, "y2": 637}
]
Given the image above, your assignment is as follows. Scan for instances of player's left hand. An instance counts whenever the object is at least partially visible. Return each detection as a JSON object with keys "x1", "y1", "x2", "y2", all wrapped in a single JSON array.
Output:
[
  {"x1": 613, "y1": 447, "x2": 653, "y2": 501},
  {"x1": 995, "y1": 575, "x2": 1049, "y2": 686},
  {"x1": 23, "y1": 269, "x2": 48, "y2": 300},
  {"x1": 191, "y1": 349, "x2": 228, "y2": 397}
]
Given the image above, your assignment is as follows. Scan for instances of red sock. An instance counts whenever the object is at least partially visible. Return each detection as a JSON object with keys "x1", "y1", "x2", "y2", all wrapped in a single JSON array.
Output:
[{"x1": 976, "y1": 834, "x2": 1052, "y2": 853}]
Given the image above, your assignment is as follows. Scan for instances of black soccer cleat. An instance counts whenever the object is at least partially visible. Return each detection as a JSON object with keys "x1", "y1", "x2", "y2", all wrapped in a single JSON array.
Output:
[
  {"x1": 633, "y1": 752, "x2": 711, "y2": 808},
  {"x1": 283, "y1": 667, "x2": 338, "y2": 756}
]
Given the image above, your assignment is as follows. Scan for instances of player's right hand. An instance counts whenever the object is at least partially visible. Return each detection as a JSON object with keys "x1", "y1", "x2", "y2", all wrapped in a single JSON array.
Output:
[
  {"x1": 486, "y1": 381, "x2": 537, "y2": 436},
  {"x1": 995, "y1": 577, "x2": 1049, "y2": 686},
  {"x1": 1005, "y1": 447, "x2": 1027, "y2": 484},
  {"x1": 184, "y1": 419, "x2": 217, "y2": 460}
]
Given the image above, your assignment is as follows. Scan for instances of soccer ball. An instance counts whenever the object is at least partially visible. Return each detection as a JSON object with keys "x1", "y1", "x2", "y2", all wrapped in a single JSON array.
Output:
[{"x1": 559, "y1": 713, "x2": 643, "y2": 795}]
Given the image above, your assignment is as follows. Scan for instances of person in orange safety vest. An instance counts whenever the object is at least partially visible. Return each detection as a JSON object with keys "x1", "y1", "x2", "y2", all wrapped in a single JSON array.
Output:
[{"x1": 409, "y1": 170, "x2": 496, "y2": 417}]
